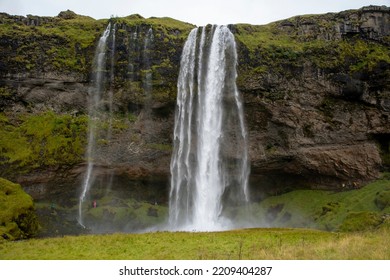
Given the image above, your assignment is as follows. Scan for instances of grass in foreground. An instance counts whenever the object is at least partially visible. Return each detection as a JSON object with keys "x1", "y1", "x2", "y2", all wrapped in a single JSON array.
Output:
[{"x1": 1, "y1": 227, "x2": 389, "y2": 260}]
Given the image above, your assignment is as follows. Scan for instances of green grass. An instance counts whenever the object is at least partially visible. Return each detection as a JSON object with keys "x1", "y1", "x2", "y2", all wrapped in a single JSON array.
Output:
[
  {"x1": 113, "y1": 15, "x2": 194, "y2": 40},
  {"x1": 251, "y1": 177, "x2": 390, "y2": 231},
  {"x1": 80, "y1": 197, "x2": 168, "y2": 230},
  {"x1": 2, "y1": 178, "x2": 390, "y2": 259},
  {"x1": 1, "y1": 227, "x2": 389, "y2": 259}
]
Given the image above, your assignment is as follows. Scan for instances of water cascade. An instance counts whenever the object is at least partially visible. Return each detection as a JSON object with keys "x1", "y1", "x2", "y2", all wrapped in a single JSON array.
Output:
[
  {"x1": 169, "y1": 25, "x2": 250, "y2": 231},
  {"x1": 78, "y1": 23, "x2": 113, "y2": 227}
]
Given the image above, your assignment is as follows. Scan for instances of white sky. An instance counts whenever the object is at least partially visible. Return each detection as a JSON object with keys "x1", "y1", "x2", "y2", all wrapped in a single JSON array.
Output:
[{"x1": 0, "y1": 0, "x2": 389, "y2": 26}]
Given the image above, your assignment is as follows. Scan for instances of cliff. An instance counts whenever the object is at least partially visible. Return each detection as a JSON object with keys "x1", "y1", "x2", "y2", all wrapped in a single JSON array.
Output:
[
  {"x1": 234, "y1": 5, "x2": 390, "y2": 192},
  {"x1": 0, "y1": 7, "x2": 389, "y2": 195}
]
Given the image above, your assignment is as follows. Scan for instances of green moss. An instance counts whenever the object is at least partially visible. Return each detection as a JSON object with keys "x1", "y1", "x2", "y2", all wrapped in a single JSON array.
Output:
[
  {"x1": 375, "y1": 189, "x2": 390, "y2": 210},
  {"x1": 82, "y1": 197, "x2": 168, "y2": 230},
  {"x1": 0, "y1": 13, "x2": 105, "y2": 74},
  {"x1": 338, "y1": 39, "x2": 390, "y2": 73},
  {"x1": 0, "y1": 86, "x2": 13, "y2": 98},
  {"x1": 339, "y1": 212, "x2": 383, "y2": 232},
  {"x1": 0, "y1": 178, "x2": 39, "y2": 241},
  {"x1": 0, "y1": 111, "x2": 88, "y2": 174},
  {"x1": 235, "y1": 16, "x2": 390, "y2": 81},
  {"x1": 113, "y1": 15, "x2": 194, "y2": 40},
  {"x1": 253, "y1": 178, "x2": 390, "y2": 231},
  {"x1": 147, "y1": 143, "x2": 172, "y2": 151},
  {"x1": 127, "y1": 113, "x2": 138, "y2": 122}
]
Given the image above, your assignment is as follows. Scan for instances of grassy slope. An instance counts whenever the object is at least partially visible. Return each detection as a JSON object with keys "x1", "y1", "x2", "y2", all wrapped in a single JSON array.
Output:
[
  {"x1": 1, "y1": 227, "x2": 389, "y2": 260},
  {"x1": 252, "y1": 176, "x2": 390, "y2": 231}
]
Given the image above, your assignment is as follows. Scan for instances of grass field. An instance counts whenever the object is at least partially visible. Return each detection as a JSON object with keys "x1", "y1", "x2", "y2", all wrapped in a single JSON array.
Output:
[
  {"x1": 1, "y1": 174, "x2": 389, "y2": 260},
  {"x1": 1, "y1": 227, "x2": 389, "y2": 260},
  {"x1": 1, "y1": 176, "x2": 390, "y2": 260}
]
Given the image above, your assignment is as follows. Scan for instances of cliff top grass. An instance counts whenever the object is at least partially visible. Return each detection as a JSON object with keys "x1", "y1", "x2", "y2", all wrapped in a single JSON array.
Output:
[
  {"x1": 234, "y1": 7, "x2": 390, "y2": 74},
  {"x1": 0, "y1": 11, "x2": 194, "y2": 75},
  {"x1": 114, "y1": 14, "x2": 194, "y2": 34}
]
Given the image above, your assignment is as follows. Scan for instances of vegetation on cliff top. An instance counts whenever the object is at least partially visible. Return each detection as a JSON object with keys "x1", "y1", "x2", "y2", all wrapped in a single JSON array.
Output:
[
  {"x1": 234, "y1": 15, "x2": 390, "y2": 81},
  {"x1": 0, "y1": 11, "x2": 105, "y2": 75},
  {"x1": 0, "y1": 10, "x2": 194, "y2": 77}
]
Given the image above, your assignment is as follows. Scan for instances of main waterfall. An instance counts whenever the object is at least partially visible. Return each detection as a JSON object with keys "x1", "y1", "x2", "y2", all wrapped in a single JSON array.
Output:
[{"x1": 169, "y1": 25, "x2": 250, "y2": 231}]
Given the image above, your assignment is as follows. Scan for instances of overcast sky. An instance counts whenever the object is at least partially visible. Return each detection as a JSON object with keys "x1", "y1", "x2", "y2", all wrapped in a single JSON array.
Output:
[{"x1": 0, "y1": 0, "x2": 389, "y2": 26}]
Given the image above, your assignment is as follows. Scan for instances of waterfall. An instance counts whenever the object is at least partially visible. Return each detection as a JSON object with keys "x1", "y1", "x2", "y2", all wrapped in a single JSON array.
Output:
[
  {"x1": 169, "y1": 25, "x2": 250, "y2": 231},
  {"x1": 78, "y1": 23, "x2": 112, "y2": 227}
]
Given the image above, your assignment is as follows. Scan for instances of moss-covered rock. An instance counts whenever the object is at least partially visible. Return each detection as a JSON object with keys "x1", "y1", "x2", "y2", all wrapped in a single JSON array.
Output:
[
  {"x1": 82, "y1": 197, "x2": 168, "y2": 232},
  {"x1": 0, "y1": 111, "x2": 88, "y2": 177},
  {"x1": 375, "y1": 189, "x2": 390, "y2": 210},
  {"x1": 251, "y1": 178, "x2": 390, "y2": 231},
  {"x1": 339, "y1": 212, "x2": 383, "y2": 232},
  {"x1": 0, "y1": 178, "x2": 39, "y2": 241},
  {"x1": 0, "y1": 11, "x2": 105, "y2": 77}
]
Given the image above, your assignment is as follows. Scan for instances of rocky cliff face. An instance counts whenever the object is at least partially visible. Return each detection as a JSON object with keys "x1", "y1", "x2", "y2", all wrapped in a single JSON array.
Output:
[
  {"x1": 0, "y1": 7, "x2": 389, "y2": 196},
  {"x1": 234, "y1": 5, "x2": 390, "y2": 192}
]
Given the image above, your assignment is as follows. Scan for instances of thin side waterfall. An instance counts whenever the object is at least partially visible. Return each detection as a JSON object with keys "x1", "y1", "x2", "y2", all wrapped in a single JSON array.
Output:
[
  {"x1": 169, "y1": 25, "x2": 250, "y2": 231},
  {"x1": 78, "y1": 23, "x2": 112, "y2": 227}
]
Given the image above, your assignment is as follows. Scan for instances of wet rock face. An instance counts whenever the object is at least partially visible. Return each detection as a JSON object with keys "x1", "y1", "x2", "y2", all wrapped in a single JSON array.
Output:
[{"x1": 0, "y1": 6, "x2": 389, "y2": 191}]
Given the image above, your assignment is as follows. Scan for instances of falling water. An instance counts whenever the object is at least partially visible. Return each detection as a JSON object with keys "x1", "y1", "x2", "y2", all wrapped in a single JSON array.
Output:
[
  {"x1": 169, "y1": 25, "x2": 250, "y2": 231},
  {"x1": 78, "y1": 23, "x2": 112, "y2": 227}
]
